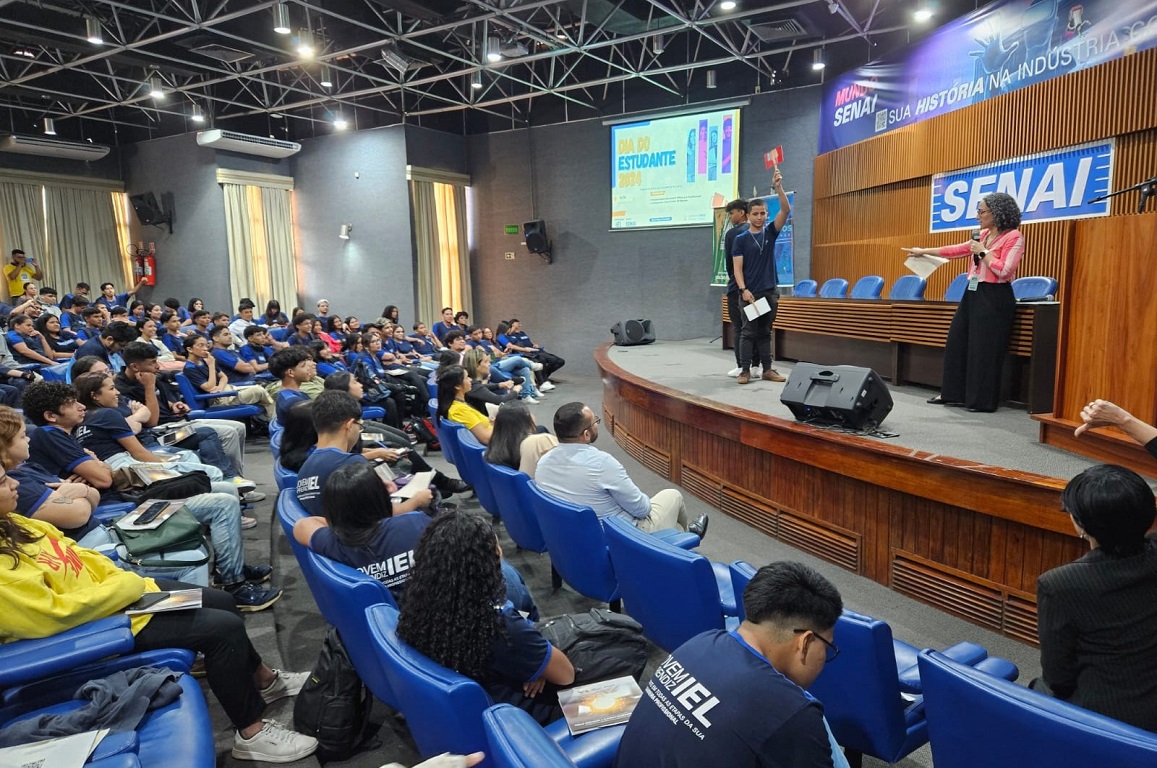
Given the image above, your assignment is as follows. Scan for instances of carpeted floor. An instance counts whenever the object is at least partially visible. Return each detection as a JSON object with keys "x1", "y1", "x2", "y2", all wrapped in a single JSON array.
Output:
[{"x1": 208, "y1": 365, "x2": 1048, "y2": 768}]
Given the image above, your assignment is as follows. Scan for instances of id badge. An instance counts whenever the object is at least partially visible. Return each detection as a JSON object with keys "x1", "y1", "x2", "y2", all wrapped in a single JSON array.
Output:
[{"x1": 967, "y1": 275, "x2": 980, "y2": 292}]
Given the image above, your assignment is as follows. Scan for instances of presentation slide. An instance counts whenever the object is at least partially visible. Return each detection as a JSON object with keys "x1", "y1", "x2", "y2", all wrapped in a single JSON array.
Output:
[{"x1": 611, "y1": 108, "x2": 741, "y2": 230}]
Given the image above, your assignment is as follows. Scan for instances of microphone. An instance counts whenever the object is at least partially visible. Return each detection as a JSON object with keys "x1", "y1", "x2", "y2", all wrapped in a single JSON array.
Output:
[{"x1": 971, "y1": 229, "x2": 981, "y2": 266}]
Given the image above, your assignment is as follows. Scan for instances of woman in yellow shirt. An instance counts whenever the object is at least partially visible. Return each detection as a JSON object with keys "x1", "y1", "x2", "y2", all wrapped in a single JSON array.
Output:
[
  {"x1": 437, "y1": 364, "x2": 493, "y2": 444},
  {"x1": 0, "y1": 467, "x2": 318, "y2": 763}
]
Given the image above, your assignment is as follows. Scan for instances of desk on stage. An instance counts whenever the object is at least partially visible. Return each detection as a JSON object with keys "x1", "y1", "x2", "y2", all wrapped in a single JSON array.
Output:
[{"x1": 721, "y1": 296, "x2": 1059, "y2": 413}]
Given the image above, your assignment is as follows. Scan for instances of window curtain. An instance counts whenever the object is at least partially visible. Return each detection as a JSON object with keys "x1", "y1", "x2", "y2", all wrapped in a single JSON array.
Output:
[
  {"x1": 221, "y1": 183, "x2": 297, "y2": 311},
  {"x1": 43, "y1": 186, "x2": 128, "y2": 294},
  {"x1": 411, "y1": 179, "x2": 472, "y2": 324},
  {"x1": 0, "y1": 181, "x2": 47, "y2": 265}
]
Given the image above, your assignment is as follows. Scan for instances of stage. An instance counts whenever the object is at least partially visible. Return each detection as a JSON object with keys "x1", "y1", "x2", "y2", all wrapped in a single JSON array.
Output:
[{"x1": 596, "y1": 339, "x2": 1100, "y2": 645}]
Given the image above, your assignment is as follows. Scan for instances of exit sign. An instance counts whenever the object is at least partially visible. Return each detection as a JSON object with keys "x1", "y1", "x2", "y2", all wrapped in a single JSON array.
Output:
[{"x1": 504, "y1": 224, "x2": 520, "y2": 235}]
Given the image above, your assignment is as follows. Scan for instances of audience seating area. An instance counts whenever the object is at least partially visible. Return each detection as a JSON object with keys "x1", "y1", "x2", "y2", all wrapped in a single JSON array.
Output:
[{"x1": 788, "y1": 273, "x2": 1059, "y2": 302}]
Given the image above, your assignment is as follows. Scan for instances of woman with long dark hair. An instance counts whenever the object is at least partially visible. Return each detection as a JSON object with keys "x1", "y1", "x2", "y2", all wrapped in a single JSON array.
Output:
[
  {"x1": 33, "y1": 312, "x2": 78, "y2": 356},
  {"x1": 398, "y1": 511, "x2": 572, "y2": 723},
  {"x1": 437, "y1": 365, "x2": 492, "y2": 444},
  {"x1": 484, "y1": 401, "x2": 557, "y2": 478},
  {"x1": 262, "y1": 300, "x2": 289, "y2": 327}
]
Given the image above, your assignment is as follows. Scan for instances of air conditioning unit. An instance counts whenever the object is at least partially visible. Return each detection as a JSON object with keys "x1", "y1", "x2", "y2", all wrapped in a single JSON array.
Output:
[
  {"x1": 0, "y1": 134, "x2": 111, "y2": 161},
  {"x1": 195, "y1": 129, "x2": 301, "y2": 159}
]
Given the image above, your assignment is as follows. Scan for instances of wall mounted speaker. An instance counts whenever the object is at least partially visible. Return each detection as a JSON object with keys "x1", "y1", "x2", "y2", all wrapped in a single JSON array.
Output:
[
  {"x1": 523, "y1": 220, "x2": 550, "y2": 254},
  {"x1": 780, "y1": 363, "x2": 892, "y2": 429},
  {"x1": 611, "y1": 319, "x2": 655, "y2": 346},
  {"x1": 129, "y1": 192, "x2": 173, "y2": 233}
]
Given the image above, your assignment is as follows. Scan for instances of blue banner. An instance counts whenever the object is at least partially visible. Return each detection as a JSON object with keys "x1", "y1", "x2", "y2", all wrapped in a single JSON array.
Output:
[
  {"x1": 930, "y1": 141, "x2": 1113, "y2": 231},
  {"x1": 820, "y1": 0, "x2": 1157, "y2": 153}
]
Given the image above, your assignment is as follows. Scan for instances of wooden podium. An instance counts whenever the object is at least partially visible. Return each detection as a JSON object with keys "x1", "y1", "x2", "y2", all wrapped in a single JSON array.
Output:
[{"x1": 1034, "y1": 212, "x2": 1157, "y2": 476}]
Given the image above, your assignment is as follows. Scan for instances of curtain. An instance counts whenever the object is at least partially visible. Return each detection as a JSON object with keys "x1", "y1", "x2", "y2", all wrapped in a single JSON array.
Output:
[
  {"x1": 411, "y1": 180, "x2": 440, "y2": 324},
  {"x1": 43, "y1": 186, "x2": 126, "y2": 294},
  {"x1": 0, "y1": 181, "x2": 46, "y2": 265},
  {"x1": 410, "y1": 179, "x2": 473, "y2": 324},
  {"x1": 221, "y1": 183, "x2": 298, "y2": 311}
]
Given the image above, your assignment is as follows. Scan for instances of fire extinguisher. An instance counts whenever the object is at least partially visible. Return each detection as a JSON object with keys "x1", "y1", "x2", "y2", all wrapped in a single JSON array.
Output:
[{"x1": 128, "y1": 242, "x2": 158, "y2": 286}]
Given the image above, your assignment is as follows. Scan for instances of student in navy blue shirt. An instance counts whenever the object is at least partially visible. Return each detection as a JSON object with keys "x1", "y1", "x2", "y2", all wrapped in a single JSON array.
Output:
[
  {"x1": 209, "y1": 326, "x2": 257, "y2": 385},
  {"x1": 60, "y1": 282, "x2": 91, "y2": 311},
  {"x1": 410, "y1": 322, "x2": 440, "y2": 356},
  {"x1": 73, "y1": 306, "x2": 106, "y2": 340},
  {"x1": 431, "y1": 307, "x2": 457, "y2": 342},
  {"x1": 35, "y1": 313, "x2": 78, "y2": 357},
  {"x1": 183, "y1": 334, "x2": 276, "y2": 421},
  {"x1": 239, "y1": 325, "x2": 275, "y2": 380},
  {"x1": 58, "y1": 295, "x2": 89, "y2": 330},
  {"x1": 308, "y1": 341, "x2": 348, "y2": 377},
  {"x1": 160, "y1": 312, "x2": 187, "y2": 359},
  {"x1": 614, "y1": 561, "x2": 843, "y2": 768},
  {"x1": 286, "y1": 313, "x2": 317, "y2": 346},
  {"x1": 497, "y1": 318, "x2": 565, "y2": 386},
  {"x1": 93, "y1": 278, "x2": 145, "y2": 312},
  {"x1": 5, "y1": 313, "x2": 60, "y2": 366},
  {"x1": 73, "y1": 321, "x2": 137, "y2": 370},
  {"x1": 187, "y1": 309, "x2": 213, "y2": 340},
  {"x1": 731, "y1": 177, "x2": 790, "y2": 385},
  {"x1": 271, "y1": 347, "x2": 315, "y2": 426},
  {"x1": 261, "y1": 299, "x2": 289, "y2": 327}
]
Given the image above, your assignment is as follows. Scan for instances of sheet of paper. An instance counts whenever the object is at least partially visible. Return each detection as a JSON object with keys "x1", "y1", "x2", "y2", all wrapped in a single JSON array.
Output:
[
  {"x1": 391, "y1": 471, "x2": 436, "y2": 501},
  {"x1": 485, "y1": 402, "x2": 500, "y2": 421},
  {"x1": 743, "y1": 296, "x2": 772, "y2": 321},
  {"x1": 903, "y1": 254, "x2": 948, "y2": 280},
  {"x1": 0, "y1": 729, "x2": 109, "y2": 768}
]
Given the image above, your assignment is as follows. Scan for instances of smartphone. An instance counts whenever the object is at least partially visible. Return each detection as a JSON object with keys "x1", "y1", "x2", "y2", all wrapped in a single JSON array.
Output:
[{"x1": 135, "y1": 501, "x2": 170, "y2": 525}]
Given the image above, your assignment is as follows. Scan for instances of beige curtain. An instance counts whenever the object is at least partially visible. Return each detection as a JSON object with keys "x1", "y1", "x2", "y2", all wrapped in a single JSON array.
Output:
[
  {"x1": 222, "y1": 183, "x2": 298, "y2": 311},
  {"x1": 0, "y1": 181, "x2": 46, "y2": 265},
  {"x1": 410, "y1": 179, "x2": 472, "y2": 323},
  {"x1": 411, "y1": 180, "x2": 440, "y2": 324},
  {"x1": 43, "y1": 186, "x2": 127, "y2": 293}
]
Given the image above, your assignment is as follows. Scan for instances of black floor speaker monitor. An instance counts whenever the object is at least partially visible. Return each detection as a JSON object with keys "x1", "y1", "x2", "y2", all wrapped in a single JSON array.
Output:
[
  {"x1": 611, "y1": 319, "x2": 655, "y2": 346},
  {"x1": 780, "y1": 363, "x2": 893, "y2": 429}
]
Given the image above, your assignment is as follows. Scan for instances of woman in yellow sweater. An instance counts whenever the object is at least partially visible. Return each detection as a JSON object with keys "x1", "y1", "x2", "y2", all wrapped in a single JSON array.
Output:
[
  {"x1": 436, "y1": 364, "x2": 493, "y2": 444},
  {"x1": 0, "y1": 467, "x2": 318, "y2": 763}
]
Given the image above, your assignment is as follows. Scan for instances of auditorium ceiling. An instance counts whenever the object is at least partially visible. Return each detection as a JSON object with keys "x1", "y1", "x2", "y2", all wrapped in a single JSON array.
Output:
[{"x1": 0, "y1": 0, "x2": 975, "y2": 144}]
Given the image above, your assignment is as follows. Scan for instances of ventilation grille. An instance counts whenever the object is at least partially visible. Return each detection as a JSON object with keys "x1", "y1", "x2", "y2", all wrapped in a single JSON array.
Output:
[
  {"x1": 748, "y1": 19, "x2": 811, "y2": 43},
  {"x1": 602, "y1": 407, "x2": 614, "y2": 436},
  {"x1": 190, "y1": 43, "x2": 253, "y2": 63},
  {"x1": 681, "y1": 464, "x2": 721, "y2": 509},
  {"x1": 1004, "y1": 595, "x2": 1041, "y2": 645},
  {"x1": 719, "y1": 488, "x2": 778, "y2": 539},
  {"x1": 613, "y1": 425, "x2": 671, "y2": 480},
  {"x1": 778, "y1": 511, "x2": 860, "y2": 572}
]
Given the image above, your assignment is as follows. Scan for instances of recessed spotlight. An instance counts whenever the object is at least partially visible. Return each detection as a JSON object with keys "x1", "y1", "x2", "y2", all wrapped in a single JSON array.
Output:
[
  {"x1": 271, "y1": 112, "x2": 285, "y2": 119},
  {"x1": 486, "y1": 35, "x2": 503, "y2": 63},
  {"x1": 85, "y1": 16, "x2": 103, "y2": 45},
  {"x1": 913, "y1": 5, "x2": 933, "y2": 21},
  {"x1": 555, "y1": 30, "x2": 567, "y2": 40},
  {"x1": 471, "y1": 71, "x2": 483, "y2": 89},
  {"x1": 320, "y1": 64, "x2": 333, "y2": 88},
  {"x1": 720, "y1": 0, "x2": 737, "y2": 9},
  {"x1": 338, "y1": 223, "x2": 352, "y2": 239},
  {"x1": 14, "y1": 48, "x2": 35, "y2": 59},
  {"x1": 652, "y1": 34, "x2": 665, "y2": 55},
  {"x1": 706, "y1": 69, "x2": 717, "y2": 88}
]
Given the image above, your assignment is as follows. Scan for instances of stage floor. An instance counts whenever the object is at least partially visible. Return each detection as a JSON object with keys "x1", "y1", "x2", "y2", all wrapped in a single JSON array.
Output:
[{"x1": 606, "y1": 339, "x2": 1099, "y2": 482}]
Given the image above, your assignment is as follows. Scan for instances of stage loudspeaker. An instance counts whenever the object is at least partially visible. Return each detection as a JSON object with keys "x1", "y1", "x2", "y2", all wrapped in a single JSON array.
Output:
[
  {"x1": 780, "y1": 363, "x2": 892, "y2": 429},
  {"x1": 129, "y1": 192, "x2": 172, "y2": 232},
  {"x1": 523, "y1": 220, "x2": 550, "y2": 253},
  {"x1": 610, "y1": 319, "x2": 655, "y2": 346}
]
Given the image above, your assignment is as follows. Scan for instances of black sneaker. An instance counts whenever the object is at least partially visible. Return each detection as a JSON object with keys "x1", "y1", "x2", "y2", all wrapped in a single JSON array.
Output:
[
  {"x1": 242, "y1": 564, "x2": 273, "y2": 583},
  {"x1": 227, "y1": 582, "x2": 282, "y2": 612}
]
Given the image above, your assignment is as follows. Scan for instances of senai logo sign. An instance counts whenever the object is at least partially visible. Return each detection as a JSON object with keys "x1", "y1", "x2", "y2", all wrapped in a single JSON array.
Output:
[{"x1": 930, "y1": 140, "x2": 1113, "y2": 232}]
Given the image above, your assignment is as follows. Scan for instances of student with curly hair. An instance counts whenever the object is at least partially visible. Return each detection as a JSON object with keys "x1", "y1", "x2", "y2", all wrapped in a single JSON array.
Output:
[{"x1": 398, "y1": 511, "x2": 571, "y2": 723}]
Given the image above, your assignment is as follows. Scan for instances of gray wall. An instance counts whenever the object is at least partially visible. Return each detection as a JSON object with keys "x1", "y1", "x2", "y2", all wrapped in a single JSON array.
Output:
[{"x1": 466, "y1": 86, "x2": 821, "y2": 375}]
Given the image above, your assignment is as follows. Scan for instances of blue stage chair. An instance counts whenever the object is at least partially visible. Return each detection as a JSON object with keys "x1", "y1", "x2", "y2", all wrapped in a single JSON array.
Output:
[
  {"x1": 819, "y1": 278, "x2": 849, "y2": 298},
  {"x1": 888, "y1": 275, "x2": 927, "y2": 300},
  {"x1": 850, "y1": 275, "x2": 885, "y2": 299},
  {"x1": 602, "y1": 516, "x2": 738, "y2": 652},
  {"x1": 944, "y1": 272, "x2": 970, "y2": 301},
  {"x1": 728, "y1": 560, "x2": 757, "y2": 621},
  {"x1": 793, "y1": 279, "x2": 818, "y2": 297},
  {"x1": 918, "y1": 650, "x2": 1157, "y2": 768},
  {"x1": 483, "y1": 703, "x2": 623, "y2": 768},
  {"x1": 487, "y1": 463, "x2": 548, "y2": 552},
  {"x1": 457, "y1": 429, "x2": 501, "y2": 517},
  {"x1": 365, "y1": 605, "x2": 624, "y2": 767},
  {"x1": 1011, "y1": 276, "x2": 1059, "y2": 301},
  {"x1": 808, "y1": 609, "x2": 1019, "y2": 765},
  {"x1": 174, "y1": 372, "x2": 261, "y2": 421}
]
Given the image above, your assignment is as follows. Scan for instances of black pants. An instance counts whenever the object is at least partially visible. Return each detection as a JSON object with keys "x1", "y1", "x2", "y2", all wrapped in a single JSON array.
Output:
[
  {"x1": 526, "y1": 350, "x2": 565, "y2": 383},
  {"x1": 133, "y1": 580, "x2": 264, "y2": 730},
  {"x1": 726, "y1": 290, "x2": 746, "y2": 367},
  {"x1": 941, "y1": 282, "x2": 1016, "y2": 411},
  {"x1": 739, "y1": 291, "x2": 779, "y2": 370},
  {"x1": 386, "y1": 368, "x2": 431, "y2": 402}
]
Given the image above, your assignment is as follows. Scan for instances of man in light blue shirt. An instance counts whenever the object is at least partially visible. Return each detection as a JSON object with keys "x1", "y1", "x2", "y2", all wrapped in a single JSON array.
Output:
[{"x1": 535, "y1": 401, "x2": 707, "y2": 538}]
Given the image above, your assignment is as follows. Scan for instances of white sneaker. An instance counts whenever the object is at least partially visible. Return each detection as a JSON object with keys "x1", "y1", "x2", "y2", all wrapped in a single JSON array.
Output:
[
  {"x1": 539, "y1": 381, "x2": 555, "y2": 391},
  {"x1": 231, "y1": 476, "x2": 258, "y2": 495},
  {"x1": 241, "y1": 490, "x2": 267, "y2": 503},
  {"x1": 232, "y1": 720, "x2": 318, "y2": 763},
  {"x1": 529, "y1": 360, "x2": 544, "y2": 371},
  {"x1": 259, "y1": 669, "x2": 310, "y2": 704},
  {"x1": 520, "y1": 395, "x2": 540, "y2": 404},
  {"x1": 240, "y1": 515, "x2": 258, "y2": 530},
  {"x1": 727, "y1": 367, "x2": 742, "y2": 377}
]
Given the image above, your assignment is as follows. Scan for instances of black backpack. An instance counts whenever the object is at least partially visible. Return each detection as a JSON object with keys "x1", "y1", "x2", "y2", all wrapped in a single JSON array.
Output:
[
  {"x1": 114, "y1": 469, "x2": 213, "y2": 504},
  {"x1": 293, "y1": 627, "x2": 373, "y2": 762},
  {"x1": 536, "y1": 608, "x2": 650, "y2": 684}
]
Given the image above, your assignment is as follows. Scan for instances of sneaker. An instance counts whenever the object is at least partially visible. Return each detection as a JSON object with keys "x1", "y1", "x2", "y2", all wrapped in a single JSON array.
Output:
[
  {"x1": 240, "y1": 515, "x2": 258, "y2": 530},
  {"x1": 231, "y1": 476, "x2": 258, "y2": 495},
  {"x1": 539, "y1": 381, "x2": 555, "y2": 392},
  {"x1": 761, "y1": 370, "x2": 787, "y2": 383},
  {"x1": 227, "y1": 581, "x2": 282, "y2": 612},
  {"x1": 528, "y1": 360, "x2": 544, "y2": 371},
  {"x1": 737, "y1": 370, "x2": 751, "y2": 385},
  {"x1": 242, "y1": 564, "x2": 273, "y2": 583},
  {"x1": 259, "y1": 669, "x2": 310, "y2": 704},
  {"x1": 241, "y1": 490, "x2": 267, "y2": 503},
  {"x1": 232, "y1": 720, "x2": 318, "y2": 763},
  {"x1": 520, "y1": 395, "x2": 540, "y2": 404},
  {"x1": 727, "y1": 367, "x2": 742, "y2": 377}
]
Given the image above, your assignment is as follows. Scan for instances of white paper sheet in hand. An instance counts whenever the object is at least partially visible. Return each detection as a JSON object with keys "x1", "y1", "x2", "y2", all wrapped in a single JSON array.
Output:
[
  {"x1": 743, "y1": 297, "x2": 772, "y2": 321},
  {"x1": 904, "y1": 254, "x2": 948, "y2": 280}
]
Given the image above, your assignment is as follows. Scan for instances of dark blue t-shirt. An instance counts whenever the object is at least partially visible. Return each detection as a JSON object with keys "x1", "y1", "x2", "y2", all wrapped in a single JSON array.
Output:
[
  {"x1": 412, "y1": 336, "x2": 437, "y2": 356},
  {"x1": 74, "y1": 407, "x2": 135, "y2": 461},
  {"x1": 29, "y1": 425, "x2": 92, "y2": 478},
  {"x1": 731, "y1": 223, "x2": 782, "y2": 295},
  {"x1": 94, "y1": 293, "x2": 129, "y2": 311},
  {"x1": 6, "y1": 330, "x2": 48, "y2": 365},
  {"x1": 613, "y1": 630, "x2": 833, "y2": 768},
  {"x1": 11, "y1": 461, "x2": 100, "y2": 542},
  {"x1": 295, "y1": 448, "x2": 364, "y2": 517},
  {"x1": 310, "y1": 511, "x2": 430, "y2": 598},
  {"x1": 183, "y1": 359, "x2": 212, "y2": 392},
  {"x1": 483, "y1": 605, "x2": 556, "y2": 724},
  {"x1": 74, "y1": 336, "x2": 111, "y2": 364},
  {"x1": 723, "y1": 221, "x2": 750, "y2": 292},
  {"x1": 210, "y1": 347, "x2": 254, "y2": 385},
  {"x1": 275, "y1": 388, "x2": 310, "y2": 426},
  {"x1": 238, "y1": 343, "x2": 272, "y2": 366}
]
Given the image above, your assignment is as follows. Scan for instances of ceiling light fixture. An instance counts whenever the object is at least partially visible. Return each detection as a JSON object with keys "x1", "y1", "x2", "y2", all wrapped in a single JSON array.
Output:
[
  {"x1": 827, "y1": 0, "x2": 839, "y2": 13},
  {"x1": 85, "y1": 16, "x2": 103, "y2": 45},
  {"x1": 191, "y1": 104, "x2": 205, "y2": 123},
  {"x1": 706, "y1": 69, "x2": 717, "y2": 88},
  {"x1": 148, "y1": 75, "x2": 165, "y2": 98},
  {"x1": 652, "y1": 34, "x2": 665, "y2": 55},
  {"x1": 320, "y1": 64, "x2": 333, "y2": 88},
  {"x1": 14, "y1": 48, "x2": 35, "y2": 59},
  {"x1": 555, "y1": 30, "x2": 567, "y2": 40},
  {"x1": 471, "y1": 71, "x2": 483, "y2": 89},
  {"x1": 273, "y1": 3, "x2": 291, "y2": 34},
  {"x1": 486, "y1": 35, "x2": 503, "y2": 63},
  {"x1": 297, "y1": 28, "x2": 315, "y2": 58},
  {"x1": 338, "y1": 223, "x2": 352, "y2": 239},
  {"x1": 720, "y1": 0, "x2": 737, "y2": 9},
  {"x1": 43, "y1": 117, "x2": 56, "y2": 135},
  {"x1": 333, "y1": 112, "x2": 348, "y2": 130},
  {"x1": 913, "y1": 3, "x2": 933, "y2": 22},
  {"x1": 812, "y1": 49, "x2": 826, "y2": 71}
]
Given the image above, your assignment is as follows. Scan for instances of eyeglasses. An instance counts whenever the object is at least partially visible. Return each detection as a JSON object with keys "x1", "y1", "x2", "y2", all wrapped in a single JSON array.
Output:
[
  {"x1": 587, "y1": 417, "x2": 601, "y2": 431},
  {"x1": 353, "y1": 418, "x2": 364, "y2": 428},
  {"x1": 795, "y1": 629, "x2": 839, "y2": 663}
]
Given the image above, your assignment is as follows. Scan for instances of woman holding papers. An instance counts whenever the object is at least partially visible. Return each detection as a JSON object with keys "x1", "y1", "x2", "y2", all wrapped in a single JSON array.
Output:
[{"x1": 902, "y1": 192, "x2": 1025, "y2": 412}]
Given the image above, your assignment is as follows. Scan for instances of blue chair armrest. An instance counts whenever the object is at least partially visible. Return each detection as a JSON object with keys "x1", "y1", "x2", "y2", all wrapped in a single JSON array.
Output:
[
  {"x1": 973, "y1": 656, "x2": 1019, "y2": 682},
  {"x1": 898, "y1": 641, "x2": 987, "y2": 693},
  {"x1": 711, "y1": 561, "x2": 738, "y2": 616},
  {"x1": 0, "y1": 616, "x2": 134, "y2": 689},
  {"x1": 2, "y1": 648, "x2": 193, "y2": 709},
  {"x1": 651, "y1": 529, "x2": 700, "y2": 550},
  {"x1": 91, "y1": 731, "x2": 139, "y2": 762},
  {"x1": 193, "y1": 389, "x2": 242, "y2": 402},
  {"x1": 87, "y1": 755, "x2": 140, "y2": 768},
  {"x1": 93, "y1": 501, "x2": 137, "y2": 524},
  {"x1": 546, "y1": 719, "x2": 626, "y2": 767}
]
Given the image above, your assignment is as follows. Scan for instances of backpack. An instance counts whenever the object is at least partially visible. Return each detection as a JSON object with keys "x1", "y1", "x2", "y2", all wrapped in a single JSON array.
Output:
[
  {"x1": 536, "y1": 608, "x2": 650, "y2": 684},
  {"x1": 112, "y1": 468, "x2": 213, "y2": 504},
  {"x1": 293, "y1": 627, "x2": 374, "y2": 762}
]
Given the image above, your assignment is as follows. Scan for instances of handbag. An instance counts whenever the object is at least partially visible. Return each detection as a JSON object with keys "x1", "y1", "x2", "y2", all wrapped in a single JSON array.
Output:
[{"x1": 113, "y1": 505, "x2": 210, "y2": 567}]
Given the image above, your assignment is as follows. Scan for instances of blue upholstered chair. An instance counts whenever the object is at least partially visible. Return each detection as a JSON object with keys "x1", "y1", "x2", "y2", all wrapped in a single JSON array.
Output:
[
  {"x1": 268, "y1": 326, "x2": 290, "y2": 342},
  {"x1": 944, "y1": 272, "x2": 970, "y2": 302},
  {"x1": 793, "y1": 279, "x2": 818, "y2": 298},
  {"x1": 918, "y1": 651, "x2": 1157, "y2": 768},
  {"x1": 0, "y1": 617, "x2": 213, "y2": 767},
  {"x1": 435, "y1": 417, "x2": 466, "y2": 468},
  {"x1": 365, "y1": 605, "x2": 624, "y2": 767},
  {"x1": 275, "y1": 488, "x2": 327, "y2": 613},
  {"x1": 888, "y1": 275, "x2": 927, "y2": 300},
  {"x1": 808, "y1": 609, "x2": 1019, "y2": 765},
  {"x1": 728, "y1": 560, "x2": 757, "y2": 621},
  {"x1": 819, "y1": 278, "x2": 849, "y2": 298},
  {"x1": 92, "y1": 500, "x2": 137, "y2": 524},
  {"x1": 456, "y1": 429, "x2": 501, "y2": 517},
  {"x1": 485, "y1": 463, "x2": 548, "y2": 552},
  {"x1": 174, "y1": 372, "x2": 261, "y2": 421},
  {"x1": 483, "y1": 703, "x2": 622, "y2": 768},
  {"x1": 850, "y1": 275, "x2": 885, "y2": 299},
  {"x1": 269, "y1": 429, "x2": 282, "y2": 459},
  {"x1": 38, "y1": 360, "x2": 72, "y2": 382},
  {"x1": 602, "y1": 516, "x2": 738, "y2": 652},
  {"x1": 1011, "y1": 276, "x2": 1059, "y2": 301}
]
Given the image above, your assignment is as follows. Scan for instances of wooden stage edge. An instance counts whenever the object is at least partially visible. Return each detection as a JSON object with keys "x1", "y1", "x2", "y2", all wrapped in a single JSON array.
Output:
[{"x1": 596, "y1": 343, "x2": 1085, "y2": 646}]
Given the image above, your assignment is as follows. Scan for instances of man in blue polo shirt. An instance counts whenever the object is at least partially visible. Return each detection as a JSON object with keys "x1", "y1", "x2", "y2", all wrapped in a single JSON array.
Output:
[
  {"x1": 74, "y1": 321, "x2": 138, "y2": 371},
  {"x1": 93, "y1": 277, "x2": 146, "y2": 312},
  {"x1": 210, "y1": 325, "x2": 257, "y2": 384},
  {"x1": 614, "y1": 561, "x2": 844, "y2": 768},
  {"x1": 239, "y1": 325, "x2": 276, "y2": 381}
]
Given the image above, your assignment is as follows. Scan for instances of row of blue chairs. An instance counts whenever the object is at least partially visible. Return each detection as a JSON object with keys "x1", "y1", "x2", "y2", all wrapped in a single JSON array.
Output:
[{"x1": 793, "y1": 275, "x2": 1059, "y2": 302}]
